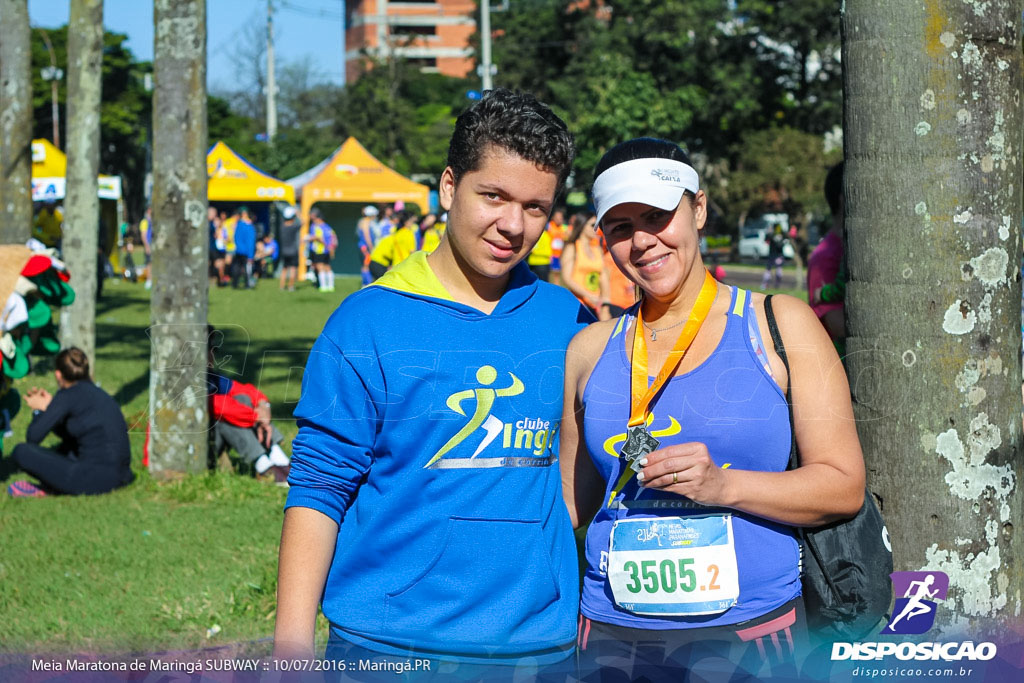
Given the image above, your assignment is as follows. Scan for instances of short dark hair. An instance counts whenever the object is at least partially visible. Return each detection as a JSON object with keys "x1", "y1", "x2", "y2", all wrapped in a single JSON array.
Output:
[
  {"x1": 446, "y1": 88, "x2": 575, "y2": 191},
  {"x1": 391, "y1": 210, "x2": 407, "y2": 227},
  {"x1": 55, "y1": 347, "x2": 90, "y2": 383},
  {"x1": 594, "y1": 137, "x2": 693, "y2": 178},
  {"x1": 824, "y1": 162, "x2": 844, "y2": 215}
]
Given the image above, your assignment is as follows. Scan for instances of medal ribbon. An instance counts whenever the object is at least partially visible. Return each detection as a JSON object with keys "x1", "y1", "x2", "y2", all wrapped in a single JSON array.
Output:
[{"x1": 608, "y1": 269, "x2": 718, "y2": 505}]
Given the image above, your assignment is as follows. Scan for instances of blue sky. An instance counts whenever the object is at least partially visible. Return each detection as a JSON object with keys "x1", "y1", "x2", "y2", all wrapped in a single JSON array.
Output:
[{"x1": 28, "y1": 0, "x2": 346, "y2": 88}]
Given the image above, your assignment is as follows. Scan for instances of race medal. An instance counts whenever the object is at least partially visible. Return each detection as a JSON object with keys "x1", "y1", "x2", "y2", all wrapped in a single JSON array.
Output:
[
  {"x1": 608, "y1": 515, "x2": 739, "y2": 616},
  {"x1": 621, "y1": 425, "x2": 661, "y2": 472},
  {"x1": 607, "y1": 271, "x2": 719, "y2": 506}
]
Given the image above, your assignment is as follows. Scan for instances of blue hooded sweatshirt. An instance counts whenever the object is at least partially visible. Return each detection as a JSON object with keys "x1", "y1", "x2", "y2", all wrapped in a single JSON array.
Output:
[{"x1": 286, "y1": 252, "x2": 593, "y2": 664}]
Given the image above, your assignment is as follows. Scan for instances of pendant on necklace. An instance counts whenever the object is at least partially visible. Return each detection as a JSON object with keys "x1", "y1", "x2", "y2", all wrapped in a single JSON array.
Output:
[{"x1": 650, "y1": 329, "x2": 657, "y2": 341}]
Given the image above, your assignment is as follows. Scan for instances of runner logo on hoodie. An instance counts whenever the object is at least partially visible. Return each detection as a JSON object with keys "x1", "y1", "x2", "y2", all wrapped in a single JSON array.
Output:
[{"x1": 424, "y1": 365, "x2": 558, "y2": 469}]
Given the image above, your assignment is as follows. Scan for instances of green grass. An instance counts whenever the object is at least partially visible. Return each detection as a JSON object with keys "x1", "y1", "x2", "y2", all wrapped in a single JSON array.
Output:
[
  {"x1": 0, "y1": 276, "x2": 361, "y2": 654},
  {"x1": 0, "y1": 269, "x2": 807, "y2": 654}
]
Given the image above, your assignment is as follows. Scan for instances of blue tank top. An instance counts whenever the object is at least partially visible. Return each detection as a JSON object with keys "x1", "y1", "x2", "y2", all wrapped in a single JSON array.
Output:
[{"x1": 580, "y1": 286, "x2": 801, "y2": 629}]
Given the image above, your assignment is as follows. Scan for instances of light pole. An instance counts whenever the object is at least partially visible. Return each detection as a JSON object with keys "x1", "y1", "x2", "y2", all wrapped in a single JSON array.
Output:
[
  {"x1": 478, "y1": 1, "x2": 507, "y2": 92},
  {"x1": 38, "y1": 29, "x2": 63, "y2": 149},
  {"x1": 480, "y1": 0, "x2": 492, "y2": 91},
  {"x1": 265, "y1": 0, "x2": 277, "y2": 144}
]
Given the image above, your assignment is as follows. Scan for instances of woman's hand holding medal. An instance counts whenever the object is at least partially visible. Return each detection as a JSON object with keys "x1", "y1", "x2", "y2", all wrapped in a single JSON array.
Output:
[{"x1": 636, "y1": 441, "x2": 730, "y2": 507}]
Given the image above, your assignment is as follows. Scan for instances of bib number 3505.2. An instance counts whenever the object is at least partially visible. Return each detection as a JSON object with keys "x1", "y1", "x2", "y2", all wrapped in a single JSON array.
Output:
[{"x1": 608, "y1": 515, "x2": 739, "y2": 616}]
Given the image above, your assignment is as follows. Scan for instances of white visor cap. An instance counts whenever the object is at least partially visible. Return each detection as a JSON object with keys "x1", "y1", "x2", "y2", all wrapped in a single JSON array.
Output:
[{"x1": 593, "y1": 157, "x2": 700, "y2": 227}]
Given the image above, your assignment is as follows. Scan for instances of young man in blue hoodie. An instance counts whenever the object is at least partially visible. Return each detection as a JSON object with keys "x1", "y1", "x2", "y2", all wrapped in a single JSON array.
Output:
[{"x1": 275, "y1": 89, "x2": 592, "y2": 678}]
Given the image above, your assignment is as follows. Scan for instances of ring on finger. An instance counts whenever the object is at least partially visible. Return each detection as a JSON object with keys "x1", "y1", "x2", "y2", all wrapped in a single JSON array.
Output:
[{"x1": 672, "y1": 471, "x2": 678, "y2": 484}]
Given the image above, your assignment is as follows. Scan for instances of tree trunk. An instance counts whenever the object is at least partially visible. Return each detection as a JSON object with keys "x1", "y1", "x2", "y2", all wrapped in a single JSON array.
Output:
[
  {"x1": 843, "y1": 0, "x2": 1022, "y2": 636},
  {"x1": 0, "y1": 0, "x2": 33, "y2": 244},
  {"x1": 61, "y1": 0, "x2": 103, "y2": 364},
  {"x1": 149, "y1": 0, "x2": 209, "y2": 476}
]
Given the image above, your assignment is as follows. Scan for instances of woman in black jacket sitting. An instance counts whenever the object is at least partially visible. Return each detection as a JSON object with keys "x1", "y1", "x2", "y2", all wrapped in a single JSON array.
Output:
[{"x1": 10, "y1": 347, "x2": 134, "y2": 495}]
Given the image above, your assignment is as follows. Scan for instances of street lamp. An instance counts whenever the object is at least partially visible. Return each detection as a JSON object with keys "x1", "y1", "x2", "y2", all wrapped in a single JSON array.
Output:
[
  {"x1": 478, "y1": 0, "x2": 508, "y2": 92},
  {"x1": 38, "y1": 29, "x2": 63, "y2": 149}
]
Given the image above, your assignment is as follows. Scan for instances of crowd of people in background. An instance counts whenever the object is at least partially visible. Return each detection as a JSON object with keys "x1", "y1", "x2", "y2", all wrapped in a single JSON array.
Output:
[
  {"x1": 34, "y1": 192, "x2": 827, "y2": 311},
  {"x1": 7, "y1": 153, "x2": 848, "y2": 503}
]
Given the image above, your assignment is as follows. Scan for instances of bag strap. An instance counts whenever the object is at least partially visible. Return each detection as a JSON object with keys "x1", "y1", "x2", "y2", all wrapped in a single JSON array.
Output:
[
  {"x1": 765, "y1": 295, "x2": 845, "y2": 603},
  {"x1": 764, "y1": 295, "x2": 800, "y2": 470}
]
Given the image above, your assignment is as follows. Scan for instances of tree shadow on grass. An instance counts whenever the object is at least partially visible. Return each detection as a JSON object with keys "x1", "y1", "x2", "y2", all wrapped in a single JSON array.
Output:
[
  {"x1": 95, "y1": 324, "x2": 152, "y2": 360},
  {"x1": 113, "y1": 370, "x2": 151, "y2": 407}
]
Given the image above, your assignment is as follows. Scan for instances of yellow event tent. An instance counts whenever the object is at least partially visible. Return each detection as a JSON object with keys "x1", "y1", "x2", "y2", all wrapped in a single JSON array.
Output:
[
  {"x1": 207, "y1": 141, "x2": 295, "y2": 204},
  {"x1": 291, "y1": 137, "x2": 430, "y2": 275},
  {"x1": 30, "y1": 138, "x2": 122, "y2": 201}
]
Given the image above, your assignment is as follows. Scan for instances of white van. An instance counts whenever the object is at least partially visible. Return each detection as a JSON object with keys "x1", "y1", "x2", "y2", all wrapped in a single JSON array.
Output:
[{"x1": 737, "y1": 213, "x2": 794, "y2": 261}]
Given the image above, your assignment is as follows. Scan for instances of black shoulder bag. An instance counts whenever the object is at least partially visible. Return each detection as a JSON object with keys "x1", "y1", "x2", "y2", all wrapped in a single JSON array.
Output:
[{"x1": 764, "y1": 295, "x2": 893, "y2": 640}]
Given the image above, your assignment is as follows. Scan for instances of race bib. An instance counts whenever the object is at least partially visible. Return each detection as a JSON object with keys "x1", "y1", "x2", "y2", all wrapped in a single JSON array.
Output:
[{"x1": 608, "y1": 515, "x2": 739, "y2": 616}]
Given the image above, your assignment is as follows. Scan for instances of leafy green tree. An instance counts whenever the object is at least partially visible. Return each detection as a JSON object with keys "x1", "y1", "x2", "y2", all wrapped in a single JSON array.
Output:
[
  {"x1": 29, "y1": 26, "x2": 151, "y2": 219},
  {"x1": 716, "y1": 125, "x2": 841, "y2": 227},
  {"x1": 333, "y1": 58, "x2": 468, "y2": 178},
  {"x1": 734, "y1": 0, "x2": 843, "y2": 135},
  {"x1": 479, "y1": 0, "x2": 577, "y2": 103},
  {"x1": 485, "y1": 0, "x2": 844, "y2": 226}
]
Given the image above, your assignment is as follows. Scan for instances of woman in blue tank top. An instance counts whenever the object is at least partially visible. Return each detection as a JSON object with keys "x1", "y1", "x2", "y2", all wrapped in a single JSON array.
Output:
[{"x1": 560, "y1": 138, "x2": 866, "y2": 681}]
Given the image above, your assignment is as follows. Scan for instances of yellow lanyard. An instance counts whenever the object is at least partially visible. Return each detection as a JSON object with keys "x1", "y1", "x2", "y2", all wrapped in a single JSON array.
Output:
[{"x1": 608, "y1": 269, "x2": 718, "y2": 506}]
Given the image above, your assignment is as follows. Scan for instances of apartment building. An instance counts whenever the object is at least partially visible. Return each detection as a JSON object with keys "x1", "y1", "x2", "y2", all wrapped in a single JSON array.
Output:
[{"x1": 345, "y1": 0, "x2": 477, "y2": 82}]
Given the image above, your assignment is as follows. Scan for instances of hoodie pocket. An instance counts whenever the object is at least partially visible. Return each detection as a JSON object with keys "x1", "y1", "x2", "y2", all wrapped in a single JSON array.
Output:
[{"x1": 384, "y1": 517, "x2": 561, "y2": 646}]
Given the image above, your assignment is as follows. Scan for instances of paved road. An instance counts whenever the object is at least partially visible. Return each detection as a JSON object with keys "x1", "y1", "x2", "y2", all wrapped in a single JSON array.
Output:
[{"x1": 718, "y1": 264, "x2": 802, "y2": 292}]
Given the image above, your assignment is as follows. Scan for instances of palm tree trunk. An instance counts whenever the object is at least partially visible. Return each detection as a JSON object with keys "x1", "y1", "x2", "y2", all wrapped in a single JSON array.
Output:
[
  {"x1": 0, "y1": 0, "x2": 33, "y2": 244},
  {"x1": 843, "y1": 0, "x2": 1022, "y2": 635},
  {"x1": 148, "y1": 0, "x2": 209, "y2": 476},
  {"x1": 61, "y1": 0, "x2": 104, "y2": 364}
]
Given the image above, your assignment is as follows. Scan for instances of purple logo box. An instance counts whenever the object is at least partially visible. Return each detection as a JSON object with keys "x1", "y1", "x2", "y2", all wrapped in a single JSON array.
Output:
[
  {"x1": 891, "y1": 571, "x2": 948, "y2": 601},
  {"x1": 881, "y1": 571, "x2": 949, "y2": 635}
]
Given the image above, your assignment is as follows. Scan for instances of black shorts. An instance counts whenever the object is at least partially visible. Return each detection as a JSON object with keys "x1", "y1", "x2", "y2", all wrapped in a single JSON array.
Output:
[
  {"x1": 311, "y1": 252, "x2": 331, "y2": 265},
  {"x1": 368, "y1": 261, "x2": 387, "y2": 281},
  {"x1": 211, "y1": 249, "x2": 226, "y2": 261},
  {"x1": 578, "y1": 598, "x2": 805, "y2": 682},
  {"x1": 280, "y1": 254, "x2": 298, "y2": 268}
]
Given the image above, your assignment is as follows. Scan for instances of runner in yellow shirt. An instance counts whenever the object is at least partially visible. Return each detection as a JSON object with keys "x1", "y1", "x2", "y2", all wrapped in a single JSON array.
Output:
[
  {"x1": 33, "y1": 202, "x2": 63, "y2": 248},
  {"x1": 419, "y1": 213, "x2": 443, "y2": 253},
  {"x1": 527, "y1": 227, "x2": 552, "y2": 281},
  {"x1": 368, "y1": 211, "x2": 419, "y2": 281}
]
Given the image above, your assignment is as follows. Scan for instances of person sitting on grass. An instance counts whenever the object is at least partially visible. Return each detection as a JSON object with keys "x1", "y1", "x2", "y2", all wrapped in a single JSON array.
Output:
[
  {"x1": 7, "y1": 347, "x2": 134, "y2": 498},
  {"x1": 208, "y1": 328, "x2": 290, "y2": 483}
]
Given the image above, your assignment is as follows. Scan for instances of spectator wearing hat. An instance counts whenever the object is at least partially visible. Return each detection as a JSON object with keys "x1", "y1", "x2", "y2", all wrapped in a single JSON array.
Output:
[
  {"x1": 232, "y1": 206, "x2": 257, "y2": 289},
  {"x1": 6, "y1": 347, "x2": 134, "y2": 497},
  {"x1": 278, "y1": 206, "x2": 302, "y2": 291}
]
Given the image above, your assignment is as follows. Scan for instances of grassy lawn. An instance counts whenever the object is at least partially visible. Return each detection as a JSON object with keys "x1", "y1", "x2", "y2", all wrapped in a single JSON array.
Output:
[
  {"x1": 0, "y1": 275, "x2": 361, "y2": 654},
  {"x1": 0, "y1": 267, "x2": 806, "y2": 655}
]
